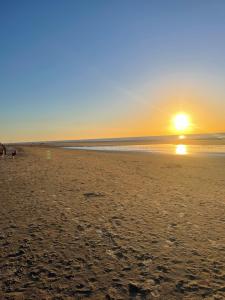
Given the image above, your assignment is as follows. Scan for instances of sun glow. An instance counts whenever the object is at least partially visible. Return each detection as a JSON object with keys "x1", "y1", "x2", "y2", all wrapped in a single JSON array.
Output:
[
  {"x1": 173, "y1": 113, "x2": 190, "y2": 132},
  {"x1": 175, "y1": 144, "x2": 187, "y2": 155}
]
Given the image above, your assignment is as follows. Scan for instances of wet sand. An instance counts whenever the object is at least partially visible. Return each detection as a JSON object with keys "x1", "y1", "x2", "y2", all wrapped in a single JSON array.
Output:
[{"x1": 1, "y1": 146, "x2": 225, "y2": 299}]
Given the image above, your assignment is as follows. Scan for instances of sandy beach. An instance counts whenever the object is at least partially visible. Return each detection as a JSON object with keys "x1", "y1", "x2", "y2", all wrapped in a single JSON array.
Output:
[{"x1": 1, "y1": 146, "x2": 225, "y2": 299}]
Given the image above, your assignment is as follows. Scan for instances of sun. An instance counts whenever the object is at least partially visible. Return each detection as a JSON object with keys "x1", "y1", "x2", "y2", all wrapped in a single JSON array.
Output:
[{"x1": 173, "y1": 113, "x2": 190, "y2": 132}]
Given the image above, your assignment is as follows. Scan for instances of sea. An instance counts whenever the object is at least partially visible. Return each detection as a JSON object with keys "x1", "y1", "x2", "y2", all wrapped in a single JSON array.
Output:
[{"x1": 62, "y1": 133, "x2": 225, "y2": 156}]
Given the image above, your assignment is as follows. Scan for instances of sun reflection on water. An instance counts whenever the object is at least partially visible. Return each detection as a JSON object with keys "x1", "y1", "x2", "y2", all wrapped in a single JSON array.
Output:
[{"x1": 175, "y1": 144, "x2": 188, "y2": 155}]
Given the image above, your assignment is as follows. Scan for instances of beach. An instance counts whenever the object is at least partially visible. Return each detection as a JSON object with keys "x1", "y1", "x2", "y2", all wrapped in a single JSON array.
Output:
[{"x1": 1, "y1": 145, "x2": 225, "y2": 300}]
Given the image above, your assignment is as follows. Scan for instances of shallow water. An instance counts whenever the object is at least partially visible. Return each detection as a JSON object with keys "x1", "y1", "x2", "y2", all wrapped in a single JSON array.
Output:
[{"x1": 64, "y1": 144, "x2": 225, "y2": 156}]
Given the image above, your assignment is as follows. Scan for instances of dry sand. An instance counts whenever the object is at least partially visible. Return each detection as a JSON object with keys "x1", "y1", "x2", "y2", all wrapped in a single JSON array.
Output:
[{"x1": 0, "y1": 146, "x2": 225, "y2": 300}]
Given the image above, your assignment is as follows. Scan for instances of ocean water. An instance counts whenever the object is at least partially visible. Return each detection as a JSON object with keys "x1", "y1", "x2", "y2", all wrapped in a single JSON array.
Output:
[
  {"x1": 44, "y1": 132, "x2": 225, "y2": 145},
  {"x1": 64, "y1": 144, "x2": 225, "y2": 156}
]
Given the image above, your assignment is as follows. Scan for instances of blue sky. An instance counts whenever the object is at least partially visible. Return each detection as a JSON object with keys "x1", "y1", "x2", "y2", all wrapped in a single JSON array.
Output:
[{"x1": 1, "y1": 0, "x2": 225, "y2": 142}]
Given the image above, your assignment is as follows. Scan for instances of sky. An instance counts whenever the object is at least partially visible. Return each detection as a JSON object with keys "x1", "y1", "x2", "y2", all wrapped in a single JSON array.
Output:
[{"x1": 1, "y1": 0, "x2": 225, "y2": 142}]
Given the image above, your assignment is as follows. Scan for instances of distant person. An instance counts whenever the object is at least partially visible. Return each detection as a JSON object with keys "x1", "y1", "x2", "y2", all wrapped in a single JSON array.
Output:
[
  {"x1": 12, "y1": 149, "x2": 17, "y2": 159},
  {"x1": 2, "y1": 144, "x2": 6, "y2": 156},
  {"x1": 0, "y1": 143, "x2": 6, "y2": 158}
]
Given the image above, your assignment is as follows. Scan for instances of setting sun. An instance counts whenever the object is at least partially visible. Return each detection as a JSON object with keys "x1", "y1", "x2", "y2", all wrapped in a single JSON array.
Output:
[{"x1": 173, "y1": 113, "x2": 191, "y2": 132}]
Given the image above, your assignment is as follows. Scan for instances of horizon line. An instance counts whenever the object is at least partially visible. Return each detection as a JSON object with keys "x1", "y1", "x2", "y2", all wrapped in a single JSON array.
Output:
[{"x1": 6, "y1": 131, "x2": 225, "y2": 145}]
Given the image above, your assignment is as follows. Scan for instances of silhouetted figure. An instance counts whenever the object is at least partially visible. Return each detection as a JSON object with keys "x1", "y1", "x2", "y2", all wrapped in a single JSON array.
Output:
[
  {"x1": 0, "y1": 143, "x2": 6, "y2": 158},
  {"x1": 12, "y1": 149, "x2": 17, "y2": 159},
  {"x1": 2, "y1": 144, "x2": 6, "y2": 156}
]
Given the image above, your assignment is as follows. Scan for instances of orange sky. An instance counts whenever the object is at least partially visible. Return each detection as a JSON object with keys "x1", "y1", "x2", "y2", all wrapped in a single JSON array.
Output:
[{"x1": 2, "y1": 74, "x2": 225, "y2": 143}]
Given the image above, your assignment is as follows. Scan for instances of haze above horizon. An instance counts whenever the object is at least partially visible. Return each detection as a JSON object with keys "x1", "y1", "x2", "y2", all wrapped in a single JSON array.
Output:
[{"x1": 1, "y1": 0, "x2": 225, "y2": 143}]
